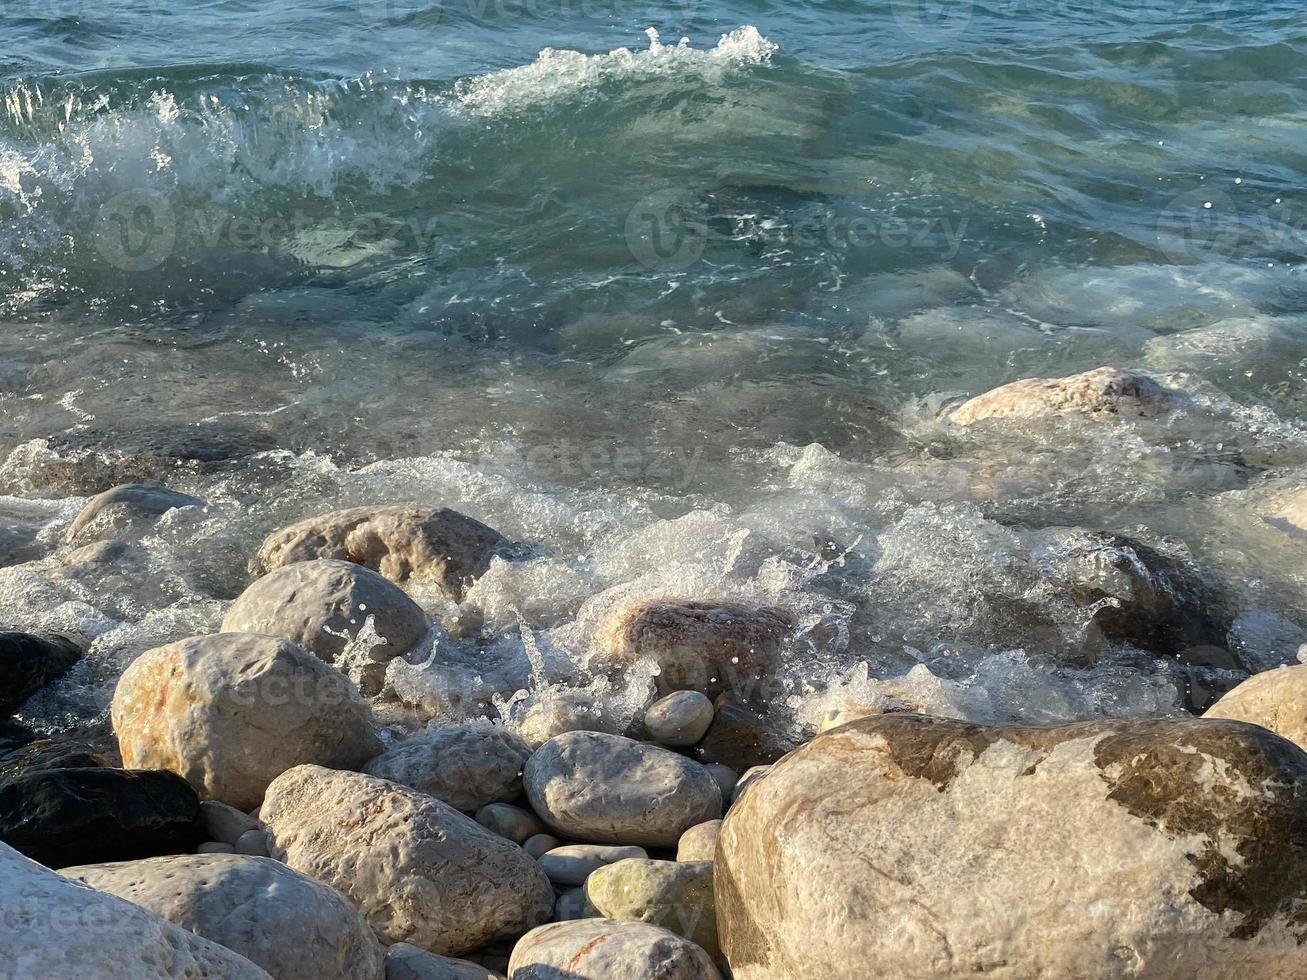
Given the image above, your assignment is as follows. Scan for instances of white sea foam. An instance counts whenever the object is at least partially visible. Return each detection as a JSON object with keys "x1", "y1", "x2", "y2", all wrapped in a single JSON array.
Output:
[{"x1": 453, "y1": 26, "x2": 778, "y2": 115}]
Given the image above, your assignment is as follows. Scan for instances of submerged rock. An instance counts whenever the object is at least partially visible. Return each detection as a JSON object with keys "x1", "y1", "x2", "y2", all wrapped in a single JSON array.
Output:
[
  {"x1": 62, "y1": 853, "x2": 384, "y2": 980},
  {"x1": 694, "y1": 695, "x2": 801, "y2": 773},
  {"x1": 586, "y1": 858, "x2": 719, "y2": 961},
  {"x1": 111, "y1": 633, "x2": 380, "y2": 810},
  {"x1": 222, "y1": 559, "x2": 429, "y2": 696},
  {"x1": 0, "y1": 842, "x2": 271, "y2": 979},
  {"x1": 362, "y1": 724, "x2": 532, "y2": 814},
  {"x1": 0, "y1": 630, "x2": 83, "y2": 717},
  {"x1": 597, "y1": 599, "x2": 791, "y2": 700},
  {"x1": 508, "y1": 919, "x2": 721, "y2": 980},
  {"x1": 1205, "y1": 665, "x2": 1307, "y2": 752},
  {"x1": 716, "y1": 712, "x2": 1307, "y2": 979},
  {"x1": 948, "y1": 366, "x2": 1181, "y2": 426},
  {"x1": 255, "y1": 505, "x2": 510, "y2": 600},
  {"x1": 524, "y1": 732, "x2": 721, "y2": 847},
  {"x1": 65, "y1": 482, "x2": 205, "y2": 543},
  {"x1": 261, "y1": 764, "x2": 553, "y2": 956},
  {"x1": 0, "y1": 766, "x2": 200, "y2": 869},
  {"x1": 1048, "y1": 530, "x2": 1232, "y2": 666}
]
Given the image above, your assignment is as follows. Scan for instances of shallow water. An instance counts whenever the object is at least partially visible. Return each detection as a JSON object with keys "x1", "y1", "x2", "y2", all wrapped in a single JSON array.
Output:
[{"x1": 2, "y1": 0, "x2": 1306, "y2": 734}]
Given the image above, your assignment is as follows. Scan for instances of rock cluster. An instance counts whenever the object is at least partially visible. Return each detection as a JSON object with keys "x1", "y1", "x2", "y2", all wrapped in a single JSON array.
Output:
[{"x1": 17, "y1": 491, "x2": 1307, "y2": 980}]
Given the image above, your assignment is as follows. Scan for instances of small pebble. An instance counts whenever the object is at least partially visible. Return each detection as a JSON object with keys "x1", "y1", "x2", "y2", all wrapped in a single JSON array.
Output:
[
  {"x1": 477, "y1": 803, "x2": 545, "y2": 844},
  {"x1": 677, "y1": 820, "x2": 722, "y2": 862},
  {"x1": 234, "y1": 829, "x2": 270, "y2": 857},
  {"x1": 523, "y1": 834, "x2": 560, "y2": 859},
  {"x1": 197, "y1": 841, "x2": 235, "y2": 854},
  {"x1": 538, "y1": 844, "x2": 647, "y2": 886},
  {"x1": 199, "y1": 800, "x2": 261, "y2": 846},
  {"x1": 644, "y1": 691, "x2": 714, "y2": 746}
]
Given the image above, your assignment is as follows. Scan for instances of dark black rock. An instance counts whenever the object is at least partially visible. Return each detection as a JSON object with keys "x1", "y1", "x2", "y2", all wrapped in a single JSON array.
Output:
[
  {"x1": 0, "y1": 767, "x2": 202, "y2": 868},
  {"x1": 1075, "y1": 533, "x2": 1232, "y2": 663},
  {"x1": 0, "y1": 631, "x2": 84, "y2": 717},
  {"x1": 0, "y1": 724, "x2": 119, "y2": 785},
  {"x1": 0, "y1": 720, "x2": 36, "y2": 758}
]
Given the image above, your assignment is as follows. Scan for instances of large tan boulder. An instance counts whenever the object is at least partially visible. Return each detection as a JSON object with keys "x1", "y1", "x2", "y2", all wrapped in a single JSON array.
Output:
[
  {"x1": 948, "y1": 366, "x2": 1180, "y2": 426},
  {"x1": 1205, "y1": 665, "x2": 1307, "y2": 750},
  {"x1": 222, "y1": 559, "x2": 429, "y2": 695},
  {"x1": 0, "y1": 842, "x2": 270, "y2": 979},
  {"x1": 111, "y1": 633, "x2": 381, "y2": 810},
  {"x1": 597, "y1": 600, "x2": 791, "y2": 699},
  {"x1": 717, "y1": 713, "x2": 1307, "y2": 980},
  {"x1": 524, "y1": 732, "x2": 721, "y2": 847},
  {"x1": 62, "y1": 854, "x2": 384, "y2": 980},
  {"x1": 261, "y1": 765, "x2": 553, "y2": 956},
  {"x1": 508, "y1": 920, "x2": 721, "y2": 979},
  {"x1": 255, "y1": 505, "x2": 509, "y2": 599}
]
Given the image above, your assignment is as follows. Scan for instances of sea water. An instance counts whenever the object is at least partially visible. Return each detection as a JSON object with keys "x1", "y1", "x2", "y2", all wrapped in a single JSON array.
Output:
[{"x1": 1, "y1": 0, "x2": 1305, "y2": 733}]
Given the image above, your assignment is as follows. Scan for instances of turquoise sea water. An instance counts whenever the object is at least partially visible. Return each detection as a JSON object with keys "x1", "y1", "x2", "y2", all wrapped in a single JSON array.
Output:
[{"x1": 2, "y1": 1, "x2": 1306, "y2": 727}]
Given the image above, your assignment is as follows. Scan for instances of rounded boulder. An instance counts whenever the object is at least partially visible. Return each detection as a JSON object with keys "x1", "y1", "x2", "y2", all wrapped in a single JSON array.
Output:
[
  {"x1": 62, "y1": 853, "x2": 384, "y2": 980},
  {"x1": 261, "y1": 764, "x2": 553, "y2": 957},
  {"x1": 222, "y1": 559, "x2": 429, "y2": 695},
  {"x1": 717, "y1": 713, "x2": 1307, "y2": 979},
  {"x1": 111, "y1": 633, "x2": 381, "y2": 810},
  {"x1": 524, "y1": 732, "x2": 721, "y2": 847},
  {"x1": 508, "y1": 919, "x2": 721, "y2": 980},
  {"x1": 363, "y1": 724, "x2": 532, "y2": 814}
]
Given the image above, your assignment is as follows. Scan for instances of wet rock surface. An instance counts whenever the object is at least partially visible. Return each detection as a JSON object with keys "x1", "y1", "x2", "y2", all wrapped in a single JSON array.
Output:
[
  {"x1": 949, "y1": 366, "x2": 1181, "y2": 426},
  {"x1": 597, "y1": 599, "x2": 791, "y2": 699},
  {"x1": 221, "y1": 558, "x2": 429, "y2": 695},
  {"x1": 65, "y1": 482, "x2": 206, "y2": 543},
  {"x1": 0, "y1": 630, "x2": 83, "y2": 716},
  {"x1": 363, "y1": 724, "x2": 532, "y2": 814},
  {"x1": 255, "y1": 505, "x2": 511, "y2": 600},
  {"x1": 0, "y1": 766, "x2": 200, "y2": 869}
]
